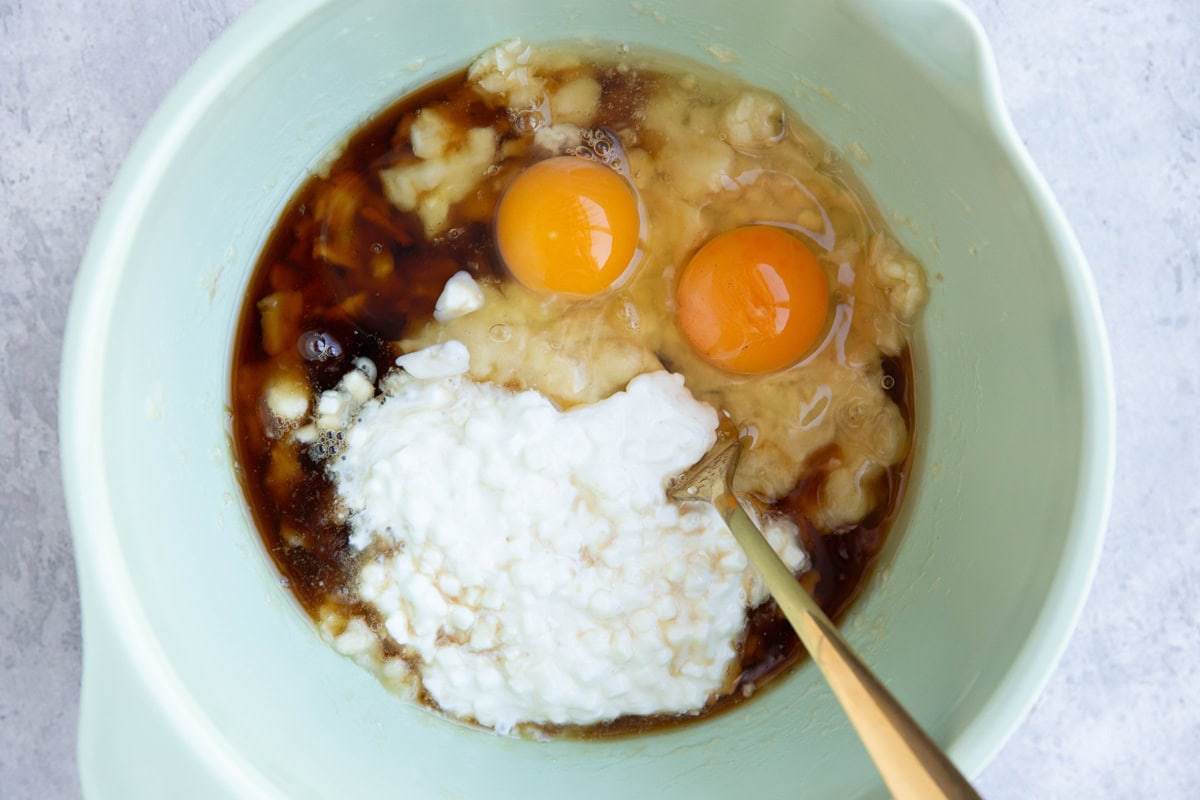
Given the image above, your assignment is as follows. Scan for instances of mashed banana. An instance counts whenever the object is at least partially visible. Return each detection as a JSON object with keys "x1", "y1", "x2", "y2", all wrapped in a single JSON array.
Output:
[{"x1": 403, "y1": 40, "x2": 927, "y2": 525}]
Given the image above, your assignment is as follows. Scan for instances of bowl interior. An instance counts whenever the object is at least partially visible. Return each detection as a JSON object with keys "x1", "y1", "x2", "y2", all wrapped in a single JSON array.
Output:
[{"x1": 63, "y1": 0, "x2": 1111, "y2": 797}]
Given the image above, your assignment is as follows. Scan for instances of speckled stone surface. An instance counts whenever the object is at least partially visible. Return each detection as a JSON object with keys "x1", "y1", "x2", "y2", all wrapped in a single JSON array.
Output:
[{"x1": 1, "y1": 1, "x2": 1196, "y2": 797}]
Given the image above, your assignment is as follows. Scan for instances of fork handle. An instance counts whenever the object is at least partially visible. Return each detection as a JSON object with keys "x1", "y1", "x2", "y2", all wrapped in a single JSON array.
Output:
[{"x1": 718, "y1": 496, "x2": 982, "y2": 800}]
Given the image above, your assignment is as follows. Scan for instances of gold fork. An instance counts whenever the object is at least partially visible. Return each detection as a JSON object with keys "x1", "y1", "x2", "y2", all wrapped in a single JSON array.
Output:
[{"x1": 667, "y1": 415, "x2": 981, "y2": 800}]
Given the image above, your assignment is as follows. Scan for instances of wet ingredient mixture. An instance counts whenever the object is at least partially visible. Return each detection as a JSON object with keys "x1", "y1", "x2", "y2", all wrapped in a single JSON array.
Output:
[{"x1": 231, "y1": 39, "x2": 926, "y2": 737}]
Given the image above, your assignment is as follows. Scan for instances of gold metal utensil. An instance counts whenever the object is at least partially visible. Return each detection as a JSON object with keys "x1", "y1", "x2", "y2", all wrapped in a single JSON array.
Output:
[{"x1": 668, "y1": 415, "x2": 982, "y2": 800}]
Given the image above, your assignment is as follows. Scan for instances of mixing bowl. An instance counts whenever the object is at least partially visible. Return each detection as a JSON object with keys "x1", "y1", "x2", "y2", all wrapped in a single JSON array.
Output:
[{"x1": 60, "y1": 0, "x2": 1115, "y2": 797}]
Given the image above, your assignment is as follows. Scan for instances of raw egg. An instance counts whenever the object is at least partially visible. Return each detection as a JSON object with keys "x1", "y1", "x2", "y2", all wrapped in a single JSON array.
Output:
[
  {"x1": 677, "y1": 225, "x2": 829, "y2": 373},
  {"x1": 496, "y1": 156, "x2": 640, "y2": 296}
]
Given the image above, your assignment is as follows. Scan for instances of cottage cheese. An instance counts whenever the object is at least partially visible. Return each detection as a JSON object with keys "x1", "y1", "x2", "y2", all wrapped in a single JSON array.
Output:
[
  {"x1": 432, "y1": 271, "x2": 485, "y2": 323},
  {"x1": 329, "y1": 347, "x2": 806, "y2": 732}
]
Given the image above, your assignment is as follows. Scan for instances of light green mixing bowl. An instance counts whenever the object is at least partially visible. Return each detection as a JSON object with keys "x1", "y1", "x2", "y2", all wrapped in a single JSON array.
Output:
[{"x1": 60, "y1": 0, "x2": 1115, "y2": 797}]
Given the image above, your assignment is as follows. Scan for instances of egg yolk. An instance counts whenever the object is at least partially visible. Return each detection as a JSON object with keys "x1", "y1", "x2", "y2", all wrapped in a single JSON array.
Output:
[
  {"x1": 496, "y1": 156, "x2": 640, "y2": 296},
  {"x1": 677, "y1": 225, "x2": 830, "y2": 374}
]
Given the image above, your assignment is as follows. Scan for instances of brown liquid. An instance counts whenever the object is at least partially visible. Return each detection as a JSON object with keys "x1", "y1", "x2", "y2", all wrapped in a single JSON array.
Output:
[{"x1": 231, "y1": 65, "x2": 915, "y2": 737}]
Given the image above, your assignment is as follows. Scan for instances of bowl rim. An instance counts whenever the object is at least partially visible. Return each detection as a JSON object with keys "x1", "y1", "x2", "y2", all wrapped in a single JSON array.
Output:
[{"x1": 59, "y1": 0, "x2": 1115, "y2": 795}]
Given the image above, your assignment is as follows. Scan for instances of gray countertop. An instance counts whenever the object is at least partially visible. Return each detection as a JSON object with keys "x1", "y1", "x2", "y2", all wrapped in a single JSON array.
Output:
[{"x1": 2, "y1": 1, "x2": 1196, "y2": 797}]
